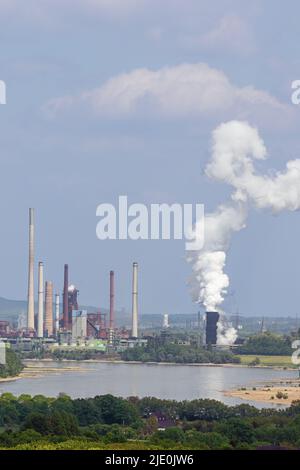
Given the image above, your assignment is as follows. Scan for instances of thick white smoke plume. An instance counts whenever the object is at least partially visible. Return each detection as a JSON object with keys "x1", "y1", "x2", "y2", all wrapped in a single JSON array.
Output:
[
  {"x1": 207, "y1": 121, "x2": 300, "y2": 212},
  {"x1": 217, "y1": 319, "x2": 238, "y2": 346},
  {"x1": 188, "y1": 120, "x2": 300, "y2": 345},
  {"x1": 188, "y1": 202, "x2": 247, "y2": 311}
]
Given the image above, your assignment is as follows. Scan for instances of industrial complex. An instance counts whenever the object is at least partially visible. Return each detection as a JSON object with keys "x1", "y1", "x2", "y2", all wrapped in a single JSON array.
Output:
[
  {"x1": 0, "y1": 208, "x2": 224, "y2": 353},
  {"x1": 0, "y1": 208, "x2": 147, "y2": 353}
]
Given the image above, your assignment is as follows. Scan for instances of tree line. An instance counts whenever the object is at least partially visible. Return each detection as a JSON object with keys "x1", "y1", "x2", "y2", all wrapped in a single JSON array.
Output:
[
  {"x1": 1, "y1": 393, "x2": 300, "y2": 449},
  {"x1": 0, "y1": 349, "x2": 23, "y2": 378},
  {"x1": 120, "y1": 341, "x2": 240, "y2": 364}
]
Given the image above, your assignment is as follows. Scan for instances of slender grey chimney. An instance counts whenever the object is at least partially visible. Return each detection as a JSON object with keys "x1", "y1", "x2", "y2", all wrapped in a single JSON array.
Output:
[
  {"x1": 131, "y1": 262, "x2": 138, "y2": 338},
  {"x1": 37, "y1": 261, "x2": 44, "y2": 337},
  {"x1": 27, "y1": 208, "x2": 35, "y2": 330},
  {"x1": 55, "y1": 294, "x2": 60, "y2": 334}
]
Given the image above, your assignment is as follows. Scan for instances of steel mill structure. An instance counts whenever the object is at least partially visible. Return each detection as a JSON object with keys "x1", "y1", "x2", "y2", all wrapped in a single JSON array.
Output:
[
  {"x1": 63, "y1": 264, "x2": 69, "y2": 330},
  {"x1": 20, "y1": 208, "x2": 227, "y2": 352},
  {"x1": 20, "y1": 208, "x2": 144, "y2": 350},
  {"x1": 68, "y1": 285, "x2": 79, "y2": 327},
  {"x1": 2, "y1": 207, "x2": 234, "y2": 353}
]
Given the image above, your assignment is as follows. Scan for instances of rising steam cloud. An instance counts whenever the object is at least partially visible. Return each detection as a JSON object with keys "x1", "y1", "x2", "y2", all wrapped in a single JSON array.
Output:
[
  {"x1": 188, "y1": 120, "x2": 300, "y2": 342},
  {"x1": 188, "y1": 202, "x2": 247, "y2": 311},
  {"x1": 207, "y1": 121, "x2": 300, "y2": 212}
]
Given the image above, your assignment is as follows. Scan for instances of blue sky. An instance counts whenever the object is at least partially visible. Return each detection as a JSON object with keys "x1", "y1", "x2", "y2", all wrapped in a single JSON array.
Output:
[{"x1": 0, "y1": 0, "x2": 300, "y2": 317}]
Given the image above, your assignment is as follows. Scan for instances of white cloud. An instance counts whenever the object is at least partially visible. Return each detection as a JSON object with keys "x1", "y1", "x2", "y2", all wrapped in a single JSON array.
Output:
[
  {"x1": 180, "y1": 14, "x2": 255, "y2": 55},
  {"x1": 45, "y1": 63, "x2": 290, "y2": 126}
]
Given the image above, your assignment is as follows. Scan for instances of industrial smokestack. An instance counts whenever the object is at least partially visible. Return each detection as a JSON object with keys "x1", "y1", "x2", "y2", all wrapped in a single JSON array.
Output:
[
  {"x1": 55, "y1": 294, "x2": 60, "y2": 334},
  {"x1": 27, "y1": 208, "x2": 35, "y2": 330},
  {"x1": 109, "y1": 270, "x2": 115, "y2": 330},
  {"x1": 63, "y1": 264, "x2": 69, "y2": 330},
  {"x1": 205, "y1": 311, "x2": 219, "y2": 345},
  {"x1": 37, "y1": 262, "x2": 44, "y2": 338},
  {"x1": 45, "y1": 281, "x2": 53, "y2": 337},
  {"x1": 131, "y1": 262, "x2": 138, "y2": 338}
]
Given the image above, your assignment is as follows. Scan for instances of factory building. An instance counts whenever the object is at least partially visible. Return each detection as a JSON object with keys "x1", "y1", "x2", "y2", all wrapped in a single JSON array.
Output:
[
  {"x1": 68, "y1": 285, "x2": 79, "y2": 316},
  {"x1": 0, "y1": 321, "x2": 10, "y2": 336},
  {"x1": 72, "y1": 310, "x2": 87, "y2": 340},
  {"x1": 87, "y1": 312, "x2": 107, "y2": 338}
]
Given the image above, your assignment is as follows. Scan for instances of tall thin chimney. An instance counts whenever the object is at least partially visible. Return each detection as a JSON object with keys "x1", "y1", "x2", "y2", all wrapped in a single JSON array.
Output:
[
  {"x1": 63, "y1": 264, "x2": 69, "y2": 329},
  {"x1": 55, "y1": 294, "x2": 60, "y2": 334},
  {"x1": 109, "y1": 270, "x2": 115, "y2": 330},
  {"x1": 37, "y1": 262, "x2": 44, "y2": 337},
  {"x1": 45, "y1": 281, "x2": 53, "y2": 337},
  {"x1": 131, "y1": 262, "x2": 138, "y2": 338},
  {"x1": 27, "y1": 208, "x2": 35, "y2": 330}
]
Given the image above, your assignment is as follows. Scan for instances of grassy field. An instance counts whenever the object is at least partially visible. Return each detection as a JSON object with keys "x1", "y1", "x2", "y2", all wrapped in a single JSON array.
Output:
[{"x1": 237, "y1": 355, "x2": 297, "y2": 368}]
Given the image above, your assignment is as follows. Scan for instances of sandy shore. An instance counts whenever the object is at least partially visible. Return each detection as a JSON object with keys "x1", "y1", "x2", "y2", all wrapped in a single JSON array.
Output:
[
  {"x1": 224, "y1": 379, "x2": 300, "y2": 405},
  {"x1": 0, "y1": 376, "x2": 22, "y2": 383},
  {"x1": 0, "y1": 364, "x2": 91, "y2": 384}
]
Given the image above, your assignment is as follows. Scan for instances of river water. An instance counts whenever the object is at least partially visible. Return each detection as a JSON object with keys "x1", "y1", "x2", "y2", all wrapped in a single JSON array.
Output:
[{"x1": 0, "y1": 361, "x2": 297, "y2": 408}]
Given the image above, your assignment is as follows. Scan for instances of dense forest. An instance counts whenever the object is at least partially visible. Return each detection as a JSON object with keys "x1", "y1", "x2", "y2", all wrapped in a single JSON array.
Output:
[
  {"x1": 0, "y1": 349, "x2": 23, "y2": 378},
  {"x1": 1, "y1": 393, "x2": 300, "y2": 449}
]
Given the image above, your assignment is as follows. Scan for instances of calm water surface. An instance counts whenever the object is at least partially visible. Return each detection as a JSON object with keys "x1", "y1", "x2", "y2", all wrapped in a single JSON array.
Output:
[{"x1": 0, "y1": 361, "x2": 297, "y2": 408}]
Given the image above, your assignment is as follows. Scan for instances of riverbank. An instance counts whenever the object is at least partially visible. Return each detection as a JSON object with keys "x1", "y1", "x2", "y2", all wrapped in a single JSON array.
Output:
[
  {"x1": 0, "y1": 363, "x2": 89, "y2": 383},
  {"x1": 22, "y1": 357, "x2": 296, "y2": 370},
  {"x1": 225, "y1": 377, "x2": 300, "y2": 405}
]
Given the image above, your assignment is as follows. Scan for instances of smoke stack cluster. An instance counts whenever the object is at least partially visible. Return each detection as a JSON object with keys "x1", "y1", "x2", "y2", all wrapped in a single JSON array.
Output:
[
  {"x1": 27, "y1": 208, "x2": 35, "y2": 330},
  {"x1": 131, "y1": 262, "x2": 138, "y2": 338},
  {"x1": 25, "y1": 208, "x2": 141, "y2": 343}
]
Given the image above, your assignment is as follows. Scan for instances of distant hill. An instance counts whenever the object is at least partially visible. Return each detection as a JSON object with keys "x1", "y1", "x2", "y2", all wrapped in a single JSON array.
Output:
[
  {"x1": 0, "y1": 296, "x2": 131, "y2": 326},
  {"x1": 0, "y1": 297, "x2": 27, "y2": 321}
]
